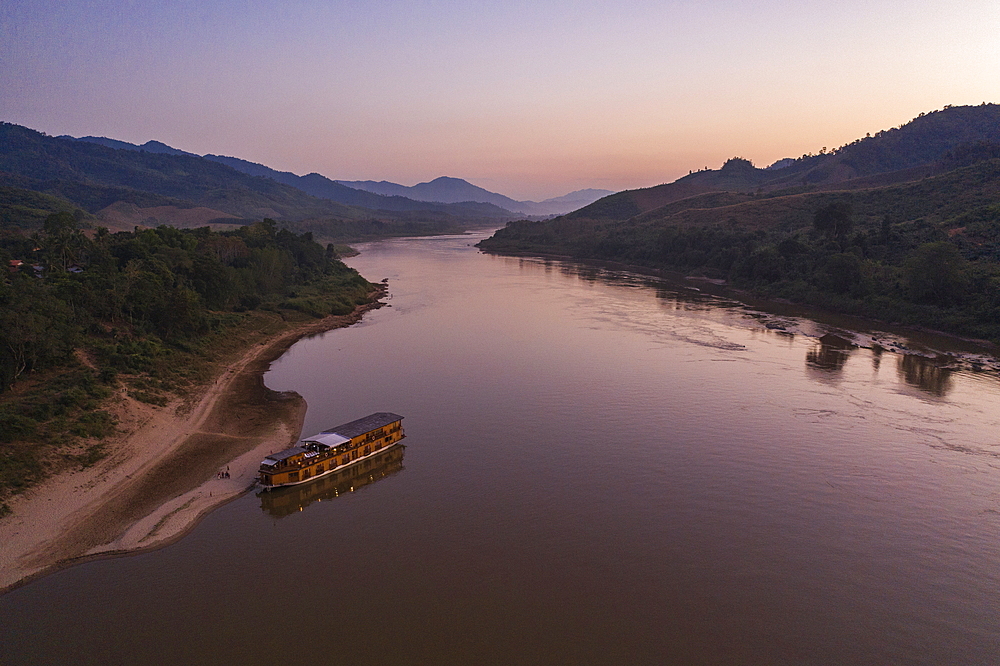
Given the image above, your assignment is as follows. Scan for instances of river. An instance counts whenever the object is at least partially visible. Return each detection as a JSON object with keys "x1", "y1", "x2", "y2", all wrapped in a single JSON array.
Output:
[{"x1": 2, "y1": 231, "x2": 999, "y2": 665}]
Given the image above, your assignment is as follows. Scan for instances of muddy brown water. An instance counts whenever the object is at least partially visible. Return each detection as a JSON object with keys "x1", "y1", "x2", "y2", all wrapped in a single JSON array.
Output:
[{"x1": 2, "y1": 231, "x2": 999, "y2": 665}]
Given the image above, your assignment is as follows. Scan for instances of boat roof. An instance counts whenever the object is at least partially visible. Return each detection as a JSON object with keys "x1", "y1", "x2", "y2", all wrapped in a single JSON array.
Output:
[
  {"x1": 323, "y1": 412, "x2": 403, "y2": 439},
  {"x1": 262, "y1": 446, "x2": 306, "y2": 465},
  {"x1": 301, "y1": 432, "x2": 351, "y2": 448}
]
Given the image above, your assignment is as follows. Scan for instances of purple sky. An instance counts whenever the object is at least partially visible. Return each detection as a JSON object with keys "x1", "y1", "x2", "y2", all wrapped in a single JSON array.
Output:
[{"x1": 2, "y1": 0, "x2": 998, "y2": 201}]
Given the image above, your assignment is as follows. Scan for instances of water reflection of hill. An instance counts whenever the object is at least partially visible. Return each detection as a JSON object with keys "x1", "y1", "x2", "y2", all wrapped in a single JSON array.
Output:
[
  {"x1": 806, "y1": 334, "x2": 854, "y2": 373},
  {"x1": 897, "y1": 354, "x2": 953, "y2": 397},
  {"x1": 258, "y1": 445, "x2": 405, "y2": 518}
]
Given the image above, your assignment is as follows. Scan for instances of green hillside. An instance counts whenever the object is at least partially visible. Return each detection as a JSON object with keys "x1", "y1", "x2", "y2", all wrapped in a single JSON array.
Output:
[{"x1": 0, "y1": 186, "x2": 81, "y2": 230}]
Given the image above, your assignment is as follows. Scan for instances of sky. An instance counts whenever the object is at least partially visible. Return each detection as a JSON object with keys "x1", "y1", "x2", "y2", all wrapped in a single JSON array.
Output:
[{"x1": 2, "y1": 1, "x2": 998, "y2": 201}]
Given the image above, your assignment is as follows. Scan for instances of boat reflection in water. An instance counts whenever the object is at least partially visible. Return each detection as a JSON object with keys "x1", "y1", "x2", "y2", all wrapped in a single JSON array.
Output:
[{"x1": 257, "y1": 445, "x2": 406, "y2": 518}]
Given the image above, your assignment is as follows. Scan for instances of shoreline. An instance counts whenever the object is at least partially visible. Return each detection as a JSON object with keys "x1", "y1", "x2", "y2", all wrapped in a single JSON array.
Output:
[{"x1": 0, "y1": 295, "x2": 385, "y2": 595}]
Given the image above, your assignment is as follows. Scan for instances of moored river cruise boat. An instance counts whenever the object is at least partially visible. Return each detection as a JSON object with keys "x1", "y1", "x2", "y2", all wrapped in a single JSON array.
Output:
[{"x1": 258, "y1": 412, "x2": 404, "y2": 490}]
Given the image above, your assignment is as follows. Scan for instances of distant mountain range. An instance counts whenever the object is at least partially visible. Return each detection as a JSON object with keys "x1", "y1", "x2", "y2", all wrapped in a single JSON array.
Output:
[
  {"x1": 63, "y1": 137, "x2": 613, "y2": 216},
  {"x1": 0, "y1": 124, "x2": 507, "y2": 240},
  {"x1": 335, "y1": 177, "x2": 613, "y2": 216},
  {"x1": 200, "y1": 154, "x2": 513, "y2": 217},
  {"x1": 61, "y1": 137, "x2": 513, "y2": 219}
]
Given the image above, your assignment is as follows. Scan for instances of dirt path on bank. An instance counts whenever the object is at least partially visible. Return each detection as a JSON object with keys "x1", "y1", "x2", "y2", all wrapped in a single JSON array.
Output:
[{"x1": 0, "y1": 300, "x2": 382, "y2": 594}]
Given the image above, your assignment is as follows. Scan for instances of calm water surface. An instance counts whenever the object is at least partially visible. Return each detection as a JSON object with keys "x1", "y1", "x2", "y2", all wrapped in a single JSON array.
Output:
[{"x1": 2, "y1": 231, "x2": 1000, "y2": 665}]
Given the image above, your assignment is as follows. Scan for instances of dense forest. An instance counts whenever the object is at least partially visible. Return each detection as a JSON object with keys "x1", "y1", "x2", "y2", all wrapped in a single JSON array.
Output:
[
  {"x1": 0, "y1": 213, "x2": 378, "y2": 507},
  {"x1": 480, "y1": 106, "x2": 1000, "y2": 342}
]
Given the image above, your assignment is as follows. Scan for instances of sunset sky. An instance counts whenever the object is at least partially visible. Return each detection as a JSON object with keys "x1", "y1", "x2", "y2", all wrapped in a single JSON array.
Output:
[{"x1": 2, "y1": 0, "x2": 998, "y2": 201}]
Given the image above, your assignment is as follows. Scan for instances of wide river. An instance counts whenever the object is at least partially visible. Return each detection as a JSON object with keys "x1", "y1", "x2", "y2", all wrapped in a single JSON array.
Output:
[{"x1": 2, "y1": 231, "x2": 1000, "y2": 665}]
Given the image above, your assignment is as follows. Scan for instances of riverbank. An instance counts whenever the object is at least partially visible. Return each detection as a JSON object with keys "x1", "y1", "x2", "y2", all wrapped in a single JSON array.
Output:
[{"x1": 0, "y1": 296, "x2": 385, "y2": 594}]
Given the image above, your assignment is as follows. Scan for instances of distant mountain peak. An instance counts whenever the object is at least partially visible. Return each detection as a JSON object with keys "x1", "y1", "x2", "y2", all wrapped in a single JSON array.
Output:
[
  {"x1": 140, "y1": 140, "x2": 196, "y2": 156},
  {"x1": 765, "y1": 158, "x2": 796, "y2": 171}
]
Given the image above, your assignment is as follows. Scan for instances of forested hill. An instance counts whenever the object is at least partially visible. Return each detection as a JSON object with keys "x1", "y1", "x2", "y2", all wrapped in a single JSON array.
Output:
[
  {"x1": 565, "y1": 104, "x2": 1000, "y2": 222},
  {"x1": 0, "y1": 123, "x2": 364, "y2": 221},
  {"x1": 478, "y1": 104, "x2": 1000, "y2": 342}
]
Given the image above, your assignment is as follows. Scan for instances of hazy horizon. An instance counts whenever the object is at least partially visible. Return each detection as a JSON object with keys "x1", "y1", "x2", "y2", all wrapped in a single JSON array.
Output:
[{"x1": 2, "y1": 0, "x2": 998, "y2": 201}]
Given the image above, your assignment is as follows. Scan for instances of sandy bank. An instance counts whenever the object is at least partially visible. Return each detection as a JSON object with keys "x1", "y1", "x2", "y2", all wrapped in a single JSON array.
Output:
[{"x1": 0, "y1": 298, "x2": 383, "y2": 594}]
